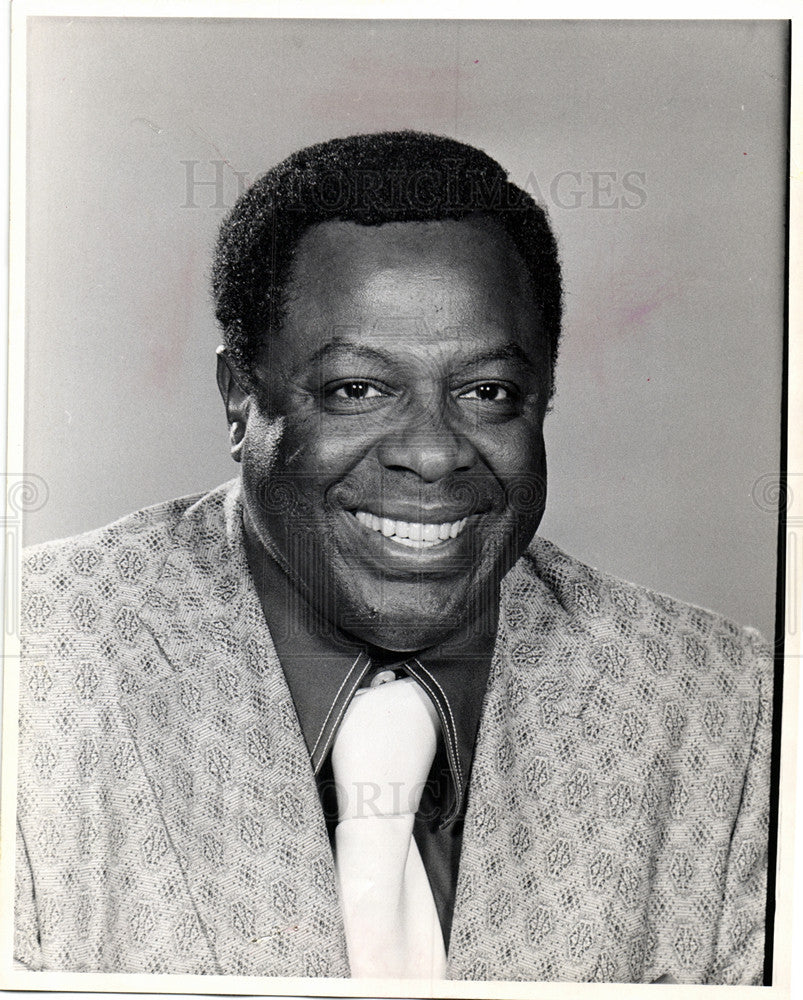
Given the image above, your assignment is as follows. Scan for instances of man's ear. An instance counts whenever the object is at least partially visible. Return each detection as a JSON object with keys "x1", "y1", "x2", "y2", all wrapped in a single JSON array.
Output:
[{"x1": 216, "y1": 346, "x2": 250, "y2": 462}]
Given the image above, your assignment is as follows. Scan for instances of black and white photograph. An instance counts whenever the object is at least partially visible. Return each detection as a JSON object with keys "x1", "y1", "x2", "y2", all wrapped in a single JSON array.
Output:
[{"x1": 1, "y1": 6, "x2": 797, "y2": 997}]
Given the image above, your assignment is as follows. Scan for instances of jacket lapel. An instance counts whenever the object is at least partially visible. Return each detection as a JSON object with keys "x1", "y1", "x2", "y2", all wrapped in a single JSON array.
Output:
[
  {"x1": 448, "y1": 543, "x2": 605, "y2": 979},
  {"x1": 136, "y1": 481, "x2": 349, "y2": 977}
]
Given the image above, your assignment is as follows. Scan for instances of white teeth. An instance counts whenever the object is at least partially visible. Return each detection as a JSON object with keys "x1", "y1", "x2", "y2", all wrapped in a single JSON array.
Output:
[{"x1": 352, "y1": 511, "x2": 469, "y2": 547}]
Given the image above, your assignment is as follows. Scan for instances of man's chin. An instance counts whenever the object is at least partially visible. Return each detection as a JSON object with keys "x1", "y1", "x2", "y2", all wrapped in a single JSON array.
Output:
[
  {"x1": 341, "y1": 615, "x2": 467, "y2": 654},
  {"x1": 331, "y1": 584, "x2": 486, "y2": 653}
]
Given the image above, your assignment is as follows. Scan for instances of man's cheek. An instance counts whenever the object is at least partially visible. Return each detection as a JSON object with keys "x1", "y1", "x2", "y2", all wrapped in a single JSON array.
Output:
[
  {"x1": 497, "y1": 431, "x2": 546, "y2": 498},
  {"x1": 274, "y1": 412, "x2": 353, "y2": 475},
  {"x1": 246, "y1": 413, "x2": 286, "y2": 470}
]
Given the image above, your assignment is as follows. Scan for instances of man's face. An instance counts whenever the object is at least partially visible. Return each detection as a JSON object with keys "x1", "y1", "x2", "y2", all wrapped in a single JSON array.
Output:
[{"x1": 231, "y1": 217, "x2": 549, "y2": 651}]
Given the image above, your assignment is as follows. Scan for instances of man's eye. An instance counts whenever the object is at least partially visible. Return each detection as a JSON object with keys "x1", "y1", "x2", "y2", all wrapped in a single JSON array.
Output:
[
  {"x1": 459, "y1": 383, "x2": 511, "y2": 402},
  {"x1": 331, "y1": 381, "x2": 383, "y2": 400}
]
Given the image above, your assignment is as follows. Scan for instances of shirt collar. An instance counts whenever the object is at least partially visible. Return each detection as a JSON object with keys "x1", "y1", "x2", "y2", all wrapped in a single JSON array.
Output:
[{"x1": 245, "y1": 535, "x2": 496, "y2": 827}]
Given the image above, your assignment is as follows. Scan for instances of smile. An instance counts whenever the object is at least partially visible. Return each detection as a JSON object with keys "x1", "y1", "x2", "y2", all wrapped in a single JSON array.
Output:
[{"x1": 353, "y1": 510, "x2": 468, "y2": 548}]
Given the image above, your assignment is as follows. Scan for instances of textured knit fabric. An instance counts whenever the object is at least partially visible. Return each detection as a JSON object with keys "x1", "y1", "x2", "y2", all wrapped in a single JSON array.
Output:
[{"x1": 15, "y1": 479, "x2": 772, "y2": 982}]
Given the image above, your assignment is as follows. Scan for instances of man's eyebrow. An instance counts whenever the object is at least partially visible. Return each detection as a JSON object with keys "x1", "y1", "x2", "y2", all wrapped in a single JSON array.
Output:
[
  {"x1": 452, "y1": 343, "x2": 540, "y2": 375},
  {"x1": 301, "y1": 341, "x2": 397, "y2": 370},
  {"x1": 292, "y1": 339, "x2": 540, "y2": 377}
]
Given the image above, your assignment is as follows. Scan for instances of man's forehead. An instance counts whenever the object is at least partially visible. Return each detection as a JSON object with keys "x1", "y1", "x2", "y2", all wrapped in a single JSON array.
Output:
[{"x1": 284, "y1": 216, "x2": 537, "y2": 318}]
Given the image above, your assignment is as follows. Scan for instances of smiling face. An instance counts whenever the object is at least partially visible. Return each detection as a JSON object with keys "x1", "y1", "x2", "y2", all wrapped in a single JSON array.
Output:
[{"x1": 221, "y1": 217, "x2": 549, "y2": 651}]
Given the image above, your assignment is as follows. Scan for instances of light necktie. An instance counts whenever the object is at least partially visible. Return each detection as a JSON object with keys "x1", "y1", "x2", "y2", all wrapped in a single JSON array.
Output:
[{"x1": 330, "y1": 674, "x2": 448, "y2": 980}]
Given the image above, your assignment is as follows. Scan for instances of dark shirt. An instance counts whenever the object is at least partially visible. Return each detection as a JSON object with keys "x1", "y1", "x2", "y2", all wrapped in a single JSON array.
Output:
[{"x1": 245, "y1": 541, "x2": 496, "y2": 948}]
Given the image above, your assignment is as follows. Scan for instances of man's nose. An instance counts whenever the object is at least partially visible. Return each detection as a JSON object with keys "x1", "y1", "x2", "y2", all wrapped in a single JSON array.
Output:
[{"x1": 376, "y1": 399, "x2": 478, "y2": 483}]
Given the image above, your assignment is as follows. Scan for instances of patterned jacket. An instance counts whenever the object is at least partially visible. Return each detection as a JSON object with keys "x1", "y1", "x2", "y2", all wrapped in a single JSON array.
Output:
[{"x1": 14, "y1": 479, "x2": 772, "y2": 983}]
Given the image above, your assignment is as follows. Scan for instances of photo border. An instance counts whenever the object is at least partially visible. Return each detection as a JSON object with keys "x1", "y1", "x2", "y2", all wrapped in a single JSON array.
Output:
[{"x1": 2, "y1": 3, "x2": 799, "y2": 998}]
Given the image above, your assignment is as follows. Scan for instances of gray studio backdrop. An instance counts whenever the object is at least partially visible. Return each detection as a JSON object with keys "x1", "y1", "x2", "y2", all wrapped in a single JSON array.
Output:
[{"x1": 23, "y1": 18, "x2": 787, "y2": 640}]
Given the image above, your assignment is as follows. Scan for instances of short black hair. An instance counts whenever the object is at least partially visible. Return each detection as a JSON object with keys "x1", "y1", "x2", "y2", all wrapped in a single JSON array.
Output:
[{"x1": 213, "y1": 130, "x2": 563, "y2": 396}]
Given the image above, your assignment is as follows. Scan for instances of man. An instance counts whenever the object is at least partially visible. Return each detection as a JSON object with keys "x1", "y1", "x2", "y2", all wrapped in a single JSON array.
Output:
[{"x1": 15, "y1": 131, "x2": 771, "y2": 983}]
